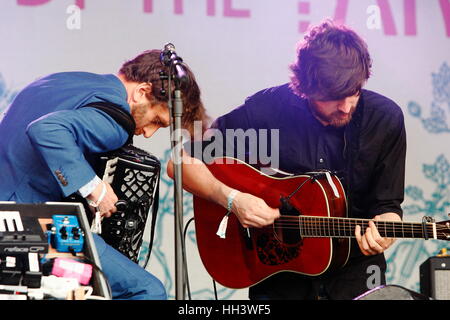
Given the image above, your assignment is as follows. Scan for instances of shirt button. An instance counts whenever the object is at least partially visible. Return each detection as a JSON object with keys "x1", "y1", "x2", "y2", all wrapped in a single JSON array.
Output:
[{"x1": 319, "y1": 158, "x2": 324, "y2": 163}]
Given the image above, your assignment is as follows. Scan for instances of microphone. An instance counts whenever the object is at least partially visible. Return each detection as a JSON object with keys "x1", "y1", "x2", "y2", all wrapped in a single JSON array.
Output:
[{"x1": 160, "y1": 43, "x2": 188, "y2": 85}]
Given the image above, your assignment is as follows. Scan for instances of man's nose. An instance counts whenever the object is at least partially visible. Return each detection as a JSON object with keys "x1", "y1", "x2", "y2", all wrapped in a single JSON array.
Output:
[
  {"x1": 143, "y1": 126, "x2": 158, "y2": 138},
  {"x1": 337, "y1": 98, "x2": 353, "y2": 114}
]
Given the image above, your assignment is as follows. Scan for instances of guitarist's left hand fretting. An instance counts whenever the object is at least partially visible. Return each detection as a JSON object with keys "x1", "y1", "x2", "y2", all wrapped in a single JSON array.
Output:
[{"x1": 355, "y1": 212, "x2": 401, "y2": 256}]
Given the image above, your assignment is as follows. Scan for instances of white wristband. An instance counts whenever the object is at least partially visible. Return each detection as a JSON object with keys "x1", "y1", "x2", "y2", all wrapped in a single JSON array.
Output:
[
  {"x1": 216, "y1": 189, "x2": 239, "y2": 239},
  {"x1": 226, "y1": 189, "x2": 239, "y2": 213},
  {"x1": 86, "y1": 182, "x2": 107, "y2": 208}
]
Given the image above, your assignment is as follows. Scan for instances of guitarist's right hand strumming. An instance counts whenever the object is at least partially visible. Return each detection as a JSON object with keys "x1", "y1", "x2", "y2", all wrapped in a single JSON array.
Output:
[
  {"x1": 166, "y1": 151, "x2": 279, "y2": 229},
  {"x1": 229, "y1": 191, "x2": 280, "y2": 228}
]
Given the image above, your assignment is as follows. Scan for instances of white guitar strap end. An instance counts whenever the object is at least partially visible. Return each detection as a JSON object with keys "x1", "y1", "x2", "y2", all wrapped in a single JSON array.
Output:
[
  {"x1": 325, "y1": 172, "x2": 340, "y2": 198},
  {"x1": 216, "y1": 215, "x2": 229, "y2": 239}
]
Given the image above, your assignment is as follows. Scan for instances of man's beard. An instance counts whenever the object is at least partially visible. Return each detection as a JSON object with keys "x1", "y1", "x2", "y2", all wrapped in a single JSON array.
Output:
[
  {"x1": 312, "y1": 106, "x2": 356, "y2": 127},
  {"x1": 131, "y1": 102, "x2": 149, "y2": 134}
]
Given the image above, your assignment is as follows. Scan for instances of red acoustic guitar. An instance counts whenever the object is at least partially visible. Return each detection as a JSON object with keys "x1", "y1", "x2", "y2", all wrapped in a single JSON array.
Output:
[{"x1": 193, "y1": 157, "x2": 450, "y2": 289}]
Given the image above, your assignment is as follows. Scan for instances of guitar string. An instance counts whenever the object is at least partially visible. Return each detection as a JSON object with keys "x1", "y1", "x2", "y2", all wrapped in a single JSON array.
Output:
[
  {"x1": 274, "y1": 215, "x2": 442, "y2": 228},
  {"x1": 272, "y1": 219, "x2": 442, "y2": 231},
  {"x1": 262, "y1": 223, "x2": 447, "y2": 239},
  {"x1": 258, "y1": 216, "x2": 448, "y2": 238}
]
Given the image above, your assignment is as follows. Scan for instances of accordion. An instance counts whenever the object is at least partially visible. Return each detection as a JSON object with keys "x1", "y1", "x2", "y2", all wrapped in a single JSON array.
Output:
[{"x1": 95, "y1": 144, "x2": 161, "y2": 264}]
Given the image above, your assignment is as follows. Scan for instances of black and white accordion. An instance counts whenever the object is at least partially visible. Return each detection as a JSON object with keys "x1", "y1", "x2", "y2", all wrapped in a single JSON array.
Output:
[{"x1": 96, "y1": 144, "x2": 161, "y2": 264}]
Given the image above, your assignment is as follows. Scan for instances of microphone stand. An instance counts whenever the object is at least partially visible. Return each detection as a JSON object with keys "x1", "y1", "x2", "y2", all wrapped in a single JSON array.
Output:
[{"x1": 165, "y1": 52, "x2": 187, "y2": 300}]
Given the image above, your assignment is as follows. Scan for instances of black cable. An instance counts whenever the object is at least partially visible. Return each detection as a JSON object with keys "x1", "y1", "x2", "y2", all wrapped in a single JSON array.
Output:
[
  {"x1": 141, "y1": 202, "x2": 153, "y2": 269},
  {"x1": 286, "y1": 176, "x2": 313, "y2": 200},
  {"x1": 182, "y1": 217, "x2": 221, "y2": 300},
  {"x1": 182, "y1": 216, "x2": 195, "y2": 300},
  {"x1": 212, "y1": 279, "x2": 218, "y2": 300}
]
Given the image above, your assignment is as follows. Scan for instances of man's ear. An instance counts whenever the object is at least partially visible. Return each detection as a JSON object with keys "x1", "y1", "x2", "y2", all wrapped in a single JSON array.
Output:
[{"x1": 132, "y1": 82, "x2": 152, "y2": 102}]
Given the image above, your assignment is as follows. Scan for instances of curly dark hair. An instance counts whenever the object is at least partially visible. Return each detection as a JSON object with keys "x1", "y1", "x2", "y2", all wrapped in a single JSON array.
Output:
[
  {"x1": 289, "y1": 20, "x2": 372, "y2": 101},
  {"x1": 119, "y1": 49, "x2": 209, "y2": 136}
]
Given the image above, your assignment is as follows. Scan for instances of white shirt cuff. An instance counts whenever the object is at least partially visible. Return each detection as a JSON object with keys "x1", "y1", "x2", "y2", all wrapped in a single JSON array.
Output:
[{"x1": 78, "y1": 175, "x2": 102, "y2": 198}]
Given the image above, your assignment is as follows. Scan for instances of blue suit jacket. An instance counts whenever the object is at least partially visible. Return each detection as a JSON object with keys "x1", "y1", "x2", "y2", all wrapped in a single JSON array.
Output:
[{"x1": 0, "y1": 72, "x2": 130, "y2": 202}]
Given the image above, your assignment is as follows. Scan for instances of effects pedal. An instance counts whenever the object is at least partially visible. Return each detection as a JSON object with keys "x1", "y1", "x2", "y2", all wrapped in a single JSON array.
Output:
[{"x1": 50, "y1": 215, "x2": 84, "y2": 253}]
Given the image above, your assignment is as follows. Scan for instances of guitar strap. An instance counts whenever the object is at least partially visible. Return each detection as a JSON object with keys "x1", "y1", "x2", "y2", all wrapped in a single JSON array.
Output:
[
  {"x1": 325, "y1": 172, "x2": 340, "y2": 198},
  {"x1": 81, "y1": 101, "x2": 136, "y2": 146}
]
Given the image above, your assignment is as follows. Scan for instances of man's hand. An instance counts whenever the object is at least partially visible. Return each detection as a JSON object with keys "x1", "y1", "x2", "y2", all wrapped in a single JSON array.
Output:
[
  {"x1": 86, "y1": 182, "x2": 118, "y2": 218},
  {"x1": 355, "y1": 212, "x2": 401, "y2": 256},
  {"x1": 231, "y1": 192, "x2": 280, "y2": 228},
  {"x1": 167, "y1": 152, "x2": 280, "y2": 229}
]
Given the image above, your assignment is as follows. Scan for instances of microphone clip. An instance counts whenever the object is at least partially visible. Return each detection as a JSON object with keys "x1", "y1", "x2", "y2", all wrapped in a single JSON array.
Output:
[{"x1": 160, "y1": 43, "x2": 188, "y2": 86}]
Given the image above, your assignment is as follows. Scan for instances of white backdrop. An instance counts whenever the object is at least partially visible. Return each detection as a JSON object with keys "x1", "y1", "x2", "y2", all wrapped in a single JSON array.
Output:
[{"x1": 0, "y1": 0, "x2": 449, "y2": 300}]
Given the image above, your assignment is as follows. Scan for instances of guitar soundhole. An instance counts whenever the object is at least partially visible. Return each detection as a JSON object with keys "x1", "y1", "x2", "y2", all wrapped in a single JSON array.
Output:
[
  {"x1": 275, "y1": 225, "x2": 302, "y2": 245},
  {"x1": 256, "y1": 232, "x2": 301, "y2": 266}
]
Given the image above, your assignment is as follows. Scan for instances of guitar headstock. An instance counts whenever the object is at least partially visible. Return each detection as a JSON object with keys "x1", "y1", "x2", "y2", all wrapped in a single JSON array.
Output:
[{"x1": 436, "y1": 220, "x2": 450, "y2": 240}]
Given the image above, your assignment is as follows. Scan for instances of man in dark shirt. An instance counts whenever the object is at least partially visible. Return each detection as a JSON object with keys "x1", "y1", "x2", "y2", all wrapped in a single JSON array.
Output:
[{"x1": 168, "y1": 20, "x2": 406, "y2": 299}]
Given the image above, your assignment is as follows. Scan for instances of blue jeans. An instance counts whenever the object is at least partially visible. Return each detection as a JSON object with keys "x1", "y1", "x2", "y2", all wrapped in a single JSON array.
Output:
[{"x1": 93, "y1": 233, "x2": 167, "y2": 300}]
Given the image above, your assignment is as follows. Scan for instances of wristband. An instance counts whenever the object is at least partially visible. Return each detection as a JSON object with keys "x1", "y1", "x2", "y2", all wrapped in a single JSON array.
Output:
[
  {"x1": 216, "y1": 189, "x2": 239, "y2": 239},
  {"x1": 226, "y1": 189, "x2": 239, "y2": 213},
  {"x1": 86, "y1": 182, "x2": 107, "y2": 208}
]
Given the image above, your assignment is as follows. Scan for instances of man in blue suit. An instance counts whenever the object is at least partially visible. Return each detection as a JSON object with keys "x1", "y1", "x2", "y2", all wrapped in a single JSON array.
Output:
[{"x1": 0, "y1": 49, "x2": 207, "y2": 299}]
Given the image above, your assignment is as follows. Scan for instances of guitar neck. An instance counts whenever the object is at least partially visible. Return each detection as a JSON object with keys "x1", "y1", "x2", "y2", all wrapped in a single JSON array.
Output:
[{"x1": 290, "y1": 216, "x2": 441, "y2": 240}]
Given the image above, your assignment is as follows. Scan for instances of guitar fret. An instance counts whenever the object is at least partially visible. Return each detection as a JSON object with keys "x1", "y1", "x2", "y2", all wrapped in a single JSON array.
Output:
[
  {"x1": 306, "y1": 218, "x2": 309, "y2": 236},
  {"x1": 304, "y1": 216, "x2": 308, "y2": 236},
  {"x1": 327, "y1": 218, "x2": 330, "y2": 237},
  {"x1": 318, "y1": 217, "x2": 321, "y2": 237},
  {"x1": 315, "y1": 217, "x2": 319, "y2": 236},
  {"x1": 401, "y1": 222, "x2": 407, "y2": 237},
  {"x1": 321, "y1": 217, "x2": 325, "y2": 237},
  {"x1": 331, "y1": 219, "x2": 336, "y2": 236},
  {"x1": 318, "y1": 217, "x2": 322, "y2": 237},
  {"x1": 305, "y1": 216, "x2": 309, "y2": 237}
]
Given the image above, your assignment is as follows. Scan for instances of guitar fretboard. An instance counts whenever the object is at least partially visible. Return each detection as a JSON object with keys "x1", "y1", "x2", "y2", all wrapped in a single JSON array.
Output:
[{"x1": 275, "y1": 216, "x2": 447, "y2": 240}]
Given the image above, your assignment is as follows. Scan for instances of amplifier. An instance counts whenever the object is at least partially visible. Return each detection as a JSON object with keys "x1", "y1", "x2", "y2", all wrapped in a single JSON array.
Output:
[{"x1": 420, "y1": 256, "x2": 450, "y2": 300}]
